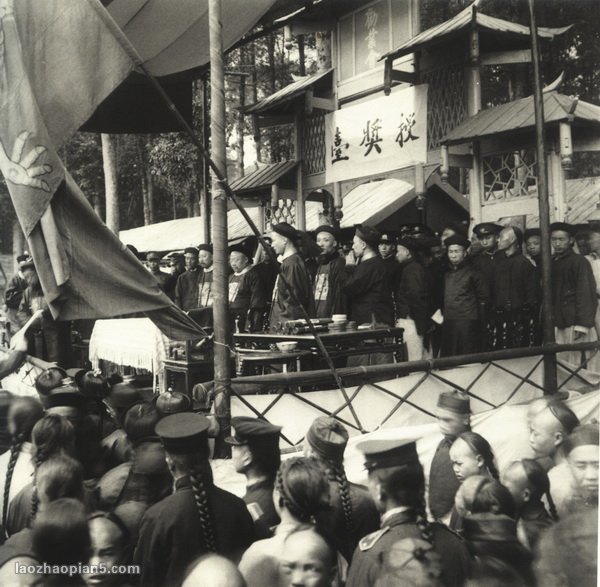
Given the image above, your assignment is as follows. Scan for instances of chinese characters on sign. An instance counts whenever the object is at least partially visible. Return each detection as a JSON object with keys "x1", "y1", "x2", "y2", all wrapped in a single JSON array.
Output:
[
  {"x1": 325, "y1": 85, "x2": 428, "y2": 183},
  {"x1": 364, "y1": 7, "x2": 380, "y2": 70}
]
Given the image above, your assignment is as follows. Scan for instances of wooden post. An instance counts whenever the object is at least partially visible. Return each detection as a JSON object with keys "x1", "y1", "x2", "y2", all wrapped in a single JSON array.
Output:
[
  {"x1": 294, "y1": 105, "x2": 305, "y2": 230},
  {"x1": 209, "y1": 0, "x2": 232, "y2": 455},
  {"x1": 528, "y1": 0, "x2": 557, "y2": 394},
  {"x1": 201, "y1": 76, "x2": 211, "y2": 242},
  {"x1": 101, "y1": 134, "x2": 119, "y2": 233}
]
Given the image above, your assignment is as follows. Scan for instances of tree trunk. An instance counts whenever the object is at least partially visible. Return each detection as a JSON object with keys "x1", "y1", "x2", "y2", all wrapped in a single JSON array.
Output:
[
  {"x1": 102, "y1": 133, "x2": 119, "y2": 233},
  {"x1": 137, "y1": 137, "x2": 154, "y2": 226}
]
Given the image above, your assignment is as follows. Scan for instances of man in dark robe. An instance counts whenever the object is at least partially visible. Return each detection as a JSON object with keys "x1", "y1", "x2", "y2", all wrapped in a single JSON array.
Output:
[
  {"x1": 342, "y1": 224, "x2": 394, "y2": 327},
  {"x1": 174, "y1": 247, "x2": 201, "y2": 311},
  {"x1": 378, "y1": 233, "x2": 401, "y2": 295},
  {"x1": 551, "y1": 221, "x2": 597, "y2": 366},
  {"x1": 146, "y1": 252, "x2": 171, "y2": 294},
  {"x1": 228, "y1": 244, "x2": 268, "y2": 332},
  {"x1": 441, "y1": 234, "x2": 490, "y2": 357},
  {"x1": 313, "y1": 225, "x2": 346, "y2": 318},
  {"x1": 471, "y1": 222, "x2": 502, "y2": 291},
  {"x1": 268, "y1": 223, "x2": 314, "y2": 332},
  {"x1": 429, "y1": 390, "x2": 470, "y2": 523}
]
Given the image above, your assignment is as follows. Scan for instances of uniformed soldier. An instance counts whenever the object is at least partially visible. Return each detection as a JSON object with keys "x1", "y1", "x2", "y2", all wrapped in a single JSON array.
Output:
[
  {"x1": 379, "y1": 233, "x2": 401, "y2": 294},
  {"x1": 429, "y1": 390, "x2": 470, "y2": 523},
  {"x1": 304, "y1": 416, "x2": 379, "y2": 562},
  {"x1": 174, "y1": 247, "x2": 201, "y2": 311},
  {"x1": 346, "y1": 434, "x2": 470, "y2": 587},
  {"x1": 133, "y1": 413, "x2": 255, "y2": 587},
  {"x1": 146, "y1": 251, "x2": 171, "y2": 294},
  {"x1": 225, "y1": 416, "x2": 282, "y2": 538},
  {"x1": 471, "y1": 222, "x2": 502, "y2": 288}
]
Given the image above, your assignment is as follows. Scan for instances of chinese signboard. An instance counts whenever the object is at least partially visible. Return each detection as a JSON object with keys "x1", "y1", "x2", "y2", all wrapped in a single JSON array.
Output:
[{"x1": 325, "y1": 85, "x2": 428, "y2": 184}]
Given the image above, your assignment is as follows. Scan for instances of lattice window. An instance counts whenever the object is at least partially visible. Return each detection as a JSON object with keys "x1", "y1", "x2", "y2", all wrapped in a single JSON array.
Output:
[
  {"x1": 266, "y1": 198, "x2": 297, "y2": 227},
  {"x1": 422, "y1": 64, "x2": 467, "y2": 150},
  {"x1": 483, "y1": 149, "x2": 537, "y2": 202},
  {"x1": 303, "y1": 111, "x2": 326, "y2": 175}
]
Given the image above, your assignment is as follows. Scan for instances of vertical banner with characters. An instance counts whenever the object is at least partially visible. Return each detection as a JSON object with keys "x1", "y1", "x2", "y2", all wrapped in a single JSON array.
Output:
[{"x1": 325, "y1": 85, "x2": 428, "y2": 184}]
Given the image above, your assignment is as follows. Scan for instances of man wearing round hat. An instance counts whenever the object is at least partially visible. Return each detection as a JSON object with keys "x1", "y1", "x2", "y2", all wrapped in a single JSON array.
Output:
[
  {"x1": 346, "y1": 435, "x2": 469, "y2": 587},
  {"x1": 394, "y1": 236, "x2": 431, "y2": 360},
  {"x1": 342, "y1": 224, "x2": 394, "y2": 328},
  {"x1": 226, "y1": 416, "x2": 282, "y2": 537},
  {"x1": 563, "y1": 422, "x2": 599, "y2": 513},
  {"x1": 268, "y1": 222, "x2": 314, "y2": 331},
  {"x1": 441, "y1": 234, "x2": 490, "y2": 357},
  {"x1": 550, "y1": 222, "x2": 597, "y2": 366},
  {"x1": 313, "y1": 225, "x2": 346, "y2": 318},
  {"x1": 471, "y1": 222, "x2": 502, "y2": 289},
  {"x1": 146, "y1": 252, "x2": 171, "y2": 294},
  {"x1": 134, "y1": 413, "x2": 255, "y2": 587},
  {"x1": 175, "y1": 247, "x2": 201, "y2": 310},
  {"x1": 429, "y1": 390, "x2": 470, "y2": 523},
  {"x1": 228, "y1": 244, "x2": 268, "y2": 332}
]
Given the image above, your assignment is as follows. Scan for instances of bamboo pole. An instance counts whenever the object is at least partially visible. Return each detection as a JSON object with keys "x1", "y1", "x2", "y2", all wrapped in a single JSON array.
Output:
[
  {"x1": 201, "y1": 76, "x2": 211, "y2": 241},
  {"x1": 528, "y1": 0, "x2": 557, "y2": 394},
  {"x1": 209, "y1": 0, "x2": 231, "y2": 457}
]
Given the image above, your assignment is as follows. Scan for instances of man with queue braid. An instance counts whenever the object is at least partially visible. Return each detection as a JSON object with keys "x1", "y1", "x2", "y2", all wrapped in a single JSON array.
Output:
[
  {"x1": 133, "y1": 413, "x2": 255, "y2": 587},
  {"x1": 304, "y1": 416, "x2": 379, "y2": 562},
  {"x1": 346, "y1": 435, "x2": 470, "y2": 587}
]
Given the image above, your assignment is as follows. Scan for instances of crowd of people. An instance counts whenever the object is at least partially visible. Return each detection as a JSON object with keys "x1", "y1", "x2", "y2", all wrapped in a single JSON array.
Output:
[
  {"x1": 0, "y1": 369, "x2": 595, "y2": 586},
  {"x1": 91, "y1": 219, "x2": 596, "y2": 364}
]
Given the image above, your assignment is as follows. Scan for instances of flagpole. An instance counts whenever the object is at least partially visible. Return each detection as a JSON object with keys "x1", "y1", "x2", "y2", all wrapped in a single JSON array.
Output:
[
  {"x1": 528, "y1": 0, "x2": 557, "y2": 394},
  {"x1": 209, "y1": 0, "x2": 232, "y2": 457}
]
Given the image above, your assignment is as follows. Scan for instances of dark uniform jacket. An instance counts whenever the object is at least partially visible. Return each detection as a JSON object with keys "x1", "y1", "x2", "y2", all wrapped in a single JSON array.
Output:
[
  {"x1": 429, "y1": 436, "x2": 461, "y2": 520},
  {"x1": 315, "y1": 480, "x2": 380, "y2": 563},
  {"x1": 551, "y1": 248, "x2": 597, "y2": 328},
  {"x1": 229, "y1": 266, "x2": 268, "y2": 332},
  {"x1": 313, "y1": 253, "x2": 346, "y2": 318},
  {"x1": 492, "y1": 250, "x2": 538, "y2": 310},
  {"x1": 243, "y1": 478, "x2": 279, "y2": 539},
  {"x1": 395, "y1": 259, "x2": 431, "y2": 335},
  {"x1": 346, "y1": 509, "x2": 470, "y2": 587},
  {"x1": 269, "y1": 253, "x2": 314, "y2": 331},
  {"x1": 443, "y1": 259, "x2": 489, "y2": 320},
  {"x1": 343, "y1": 256, "x2": 394, "y2": 326},
  {"x1": 133, "y1": 476, "x2": 255, "y2": 587},
  {"x1": 471, "y1": 249, "x2": 498, "y2": 290},
  {"x1": 174, "y1": 269, "x2": 202, "y2": 311}
]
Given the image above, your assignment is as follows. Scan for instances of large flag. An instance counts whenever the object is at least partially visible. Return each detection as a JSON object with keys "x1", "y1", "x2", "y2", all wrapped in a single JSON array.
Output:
[{"x1": 0, "y1": 0, "x2": 205, "y2": 340}]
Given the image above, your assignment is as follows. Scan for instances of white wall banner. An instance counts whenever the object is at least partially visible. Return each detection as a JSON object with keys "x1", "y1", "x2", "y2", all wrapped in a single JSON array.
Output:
[{"x1": 325, "y1": 85, "x2": 428, "y2": 183}]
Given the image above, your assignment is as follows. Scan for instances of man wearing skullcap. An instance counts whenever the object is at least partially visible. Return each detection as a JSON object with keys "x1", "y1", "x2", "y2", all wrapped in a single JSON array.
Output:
[
  {"x1": 342, "y1": 225, "x2": 394, "y2": 327},
  {"x1": 305, "y1": 416, "x2": 379, "y2": 562},
  {"x1": 226, "y1": 416, "x2": 282, "y2": 537},
  {"x1": 394, "y1": 237, "x2": 431, "y2": 360},
  {"x1": 313, "y1": 225, "x2": 346, "y2": 318},
  {"x1": 195, "y1": 244, "x2": 215, "y2": 310},
  {"x1": 268, "y1": 223, "x2": 314, "y2": 331},
  {"x1": 441, "y1": 234, "x2": 489, "y2": 356},
  {"x1": 228, "y1": 244, "x2": 268, "y2": 332},
  {"x1": 490, "y1": 226, "x2": 539, "y2": 349},
  {"x1": 471, "y1": 223, "x2": 502, "y2": 289},
  {"x1": 550, "y1": 222, "x2": 598, "y2": 366},
  {"x1": 134, "y1": 413, "x2": 255, "y2": 587},
  {"x1": 529, "y1": 401, "x2": 580, "y2": 516},
  {"x1": 346, "y1": 435, "x2": 469, "y2": 587},
  {"x1": 429, "y1": 390, "x2": 470, "y2": 523},
  {"x1": 146, "y1": 252, "x2": 171, "y2": 294},
  {"x1": 175, "y1": 247, "x2": 200, "y2": 310}
]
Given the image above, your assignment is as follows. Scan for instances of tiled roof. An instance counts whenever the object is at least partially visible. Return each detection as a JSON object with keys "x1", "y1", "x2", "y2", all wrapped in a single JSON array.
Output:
[{"x1": 230, "y1": 161, "x2": 297, "y2": 194}]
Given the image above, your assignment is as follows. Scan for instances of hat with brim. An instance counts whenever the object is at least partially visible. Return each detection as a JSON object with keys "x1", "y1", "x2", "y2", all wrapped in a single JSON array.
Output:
[
  {"x1": 146, "y1": 252, "x2": 161, "y2": 261},
  {"x1": 183, "y1": 247, "x2": 199, "y2": 256},
  {"x1": 379, "y1": 234, "x2": 394, "y2": 245},
  {"x1": 444, "y1": 234, "x2": 471, "y2": 249},
  {"x1": 198, "y1": 244, "x2": 213, "y2": 254},
  {"x1": 462, "y1": 513, "x2": 519, "y2": 543},
  {"x1": 228, "y1": 244, "x2": 252, "y2": 259},
  {"x1": 225, "y1": 416, "x2": 282, "y2": 447},
  {"x1": 155, "y1": 412, "x2": 210, "y2": 454},
  {"x1": 355, "y1": 224, "x2": 381, "y2": 250},
  {"x1": 473, "y1": 223, "x2": 502, "y2": 237},
  {"x1": 46, "y1": 383, "x2": 87, "y2": 409},
  {"x1": 272, "y1": 223, "x2": 299, "y2": 241},
  {"x1": 564, "y1": 423, "x2": 599, "y2": 454},
  {"x1": 437, "y1": 390, "x2": 470, "y2": 414},
  {"x1": 396, "y1": 237, "x2": 422, "y2": 254},
  {"x1": 356, "y1": 434, "x2": 421, "y2": 471},
  {"x1": 315, "y1": 225, "x2": 339, "y2": 240}
]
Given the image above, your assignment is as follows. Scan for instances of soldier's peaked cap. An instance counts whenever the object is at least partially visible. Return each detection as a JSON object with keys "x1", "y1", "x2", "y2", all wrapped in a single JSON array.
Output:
[
  {"x1": 437, "y1": 390, "x2": 470, "y2": 414},
  {"x1": 155, "y1": 412, "x2": 210, "y2": 454},
  {"x1": 356, "y1": 433, "x2": 421, "y2": 472},
  {"x1": 306, "y1": 416, "x2": 349, "y2": 462},
  {"x1": 225, "y1": 416, "x2": 282, "y2": 446},
  {"x1": 379, "y1": 234, "x2": 394, "y2": 244},
  {"x1": 473, "y1": 223, "x2": 502, "y2": 237}
]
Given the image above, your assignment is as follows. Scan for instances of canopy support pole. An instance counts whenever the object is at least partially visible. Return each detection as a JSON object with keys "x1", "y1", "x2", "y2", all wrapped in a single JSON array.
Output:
[{"x1": 528, "y1": 0, "x2": 557, "y2": 394}]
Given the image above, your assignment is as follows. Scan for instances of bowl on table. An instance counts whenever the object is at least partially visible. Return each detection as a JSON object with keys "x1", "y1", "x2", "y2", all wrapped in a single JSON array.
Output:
[
  {"x1": 276, "y1": 341, "x2": 298, "y2": 353},
  {"x1": 331, "y1": 314, "x2": 347, "y2": 322}
]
